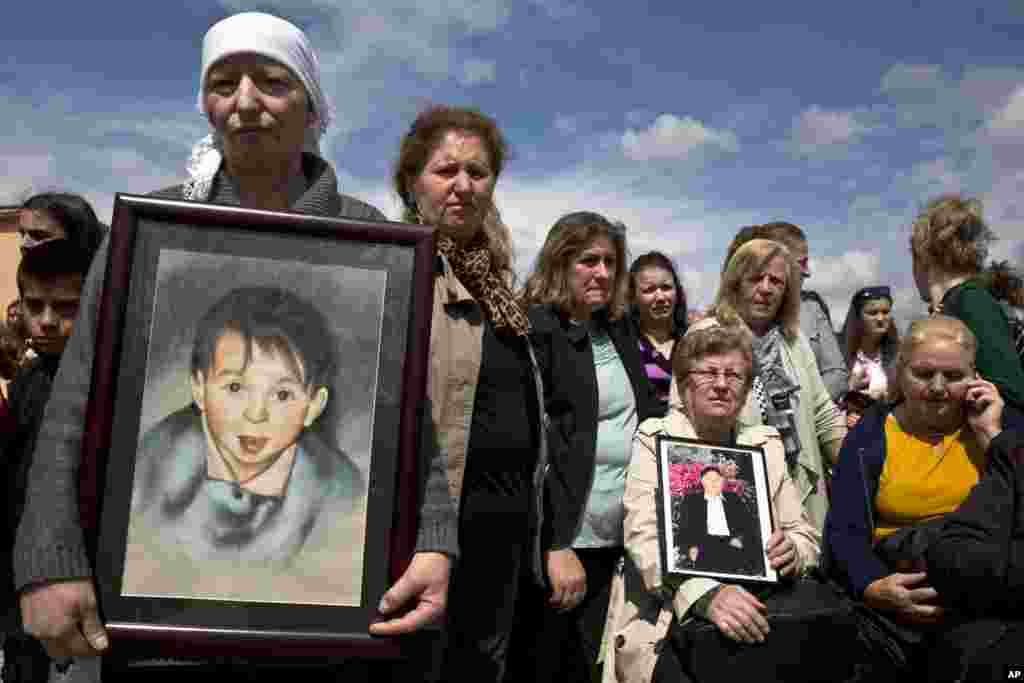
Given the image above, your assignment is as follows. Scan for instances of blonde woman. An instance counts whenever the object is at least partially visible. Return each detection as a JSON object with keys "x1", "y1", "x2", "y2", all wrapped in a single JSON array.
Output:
[{"x1": 696, "y1": 238, "x2": 845, "y2": 532}]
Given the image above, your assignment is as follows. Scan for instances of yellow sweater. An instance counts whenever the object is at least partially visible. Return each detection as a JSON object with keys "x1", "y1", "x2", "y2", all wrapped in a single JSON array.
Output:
[{"x1": 873, "y1": 414, "x2": 985, "y2": 541}]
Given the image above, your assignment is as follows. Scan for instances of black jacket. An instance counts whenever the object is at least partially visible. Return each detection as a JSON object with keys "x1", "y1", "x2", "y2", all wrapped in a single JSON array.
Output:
[
  {"x1": 679, "y1": 490, "x2": 763, "y2": 573},
  {"x1": 528, "y1": 304, "x2": 659, "y2": 550},
  {"x1": 925, "y1": 428, "x2": 1024, "y2": 615}
]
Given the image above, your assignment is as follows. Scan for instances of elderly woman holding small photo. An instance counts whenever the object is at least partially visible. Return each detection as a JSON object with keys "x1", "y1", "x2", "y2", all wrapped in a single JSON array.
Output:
[
  {"x1": 603, "y1": 323, "x2": 819, "y2": 683},
  {"x1": 696, "y1": 238, "x2": 846, "y2": 533}
]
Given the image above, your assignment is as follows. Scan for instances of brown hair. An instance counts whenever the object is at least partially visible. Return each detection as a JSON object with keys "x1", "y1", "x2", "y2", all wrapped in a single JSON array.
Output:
[
  {"x1": 673, "y1": 322, "x2": 755, "y2": 399},
  {"x1": 722, "y1": 222, "x2": 807, "y2": 272},
  {"x1": 520, "y1": 211, "x2": 629, "y2": 320},
  {"x1": 840, "y1": 291, "x2": 900, "y2": 367},
  {"x1": 711, "y1": 238, "x2": 802, "y2": 339},
  {"x1": 628, "y1": 251, "x2": 689, "y2": 335},
  {"x1": 0, "y1": 321, "x2": 22, "y2": 381},
  {"x1": 392, "y1": 105, "x2": 515, "y2": 282},
  {"x1": 979, "y1": 260, "x2": 1024, "y2": 307},
  {"x1": 910, "y1": 195, "x2": 993, "y2": 275},
  {"x1": 889, "y1": 315, "x2": 978, "y2": 403}
]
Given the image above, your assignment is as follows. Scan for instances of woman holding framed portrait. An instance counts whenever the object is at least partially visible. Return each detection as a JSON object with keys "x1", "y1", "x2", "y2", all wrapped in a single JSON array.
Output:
[
  {"x1": 13, "y1": 11, "x2": 386, "y2": 681},
  {"x1": 602, "y1": 322, "x2": 820, "y2": 683}
]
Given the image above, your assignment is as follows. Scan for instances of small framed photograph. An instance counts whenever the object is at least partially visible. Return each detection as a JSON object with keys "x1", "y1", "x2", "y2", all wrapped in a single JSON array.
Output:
[
  {"x1": 654, "y1": 435, "x2": 777, "y2": 584},
  {"x1": 83, "y1": 194, "x2": 435, "y2": 659}
]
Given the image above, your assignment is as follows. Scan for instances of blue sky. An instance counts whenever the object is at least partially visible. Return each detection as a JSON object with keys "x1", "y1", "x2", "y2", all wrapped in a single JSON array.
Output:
[{"x1": 4, "y1": 0, "x2": 1024, "y2": 328}]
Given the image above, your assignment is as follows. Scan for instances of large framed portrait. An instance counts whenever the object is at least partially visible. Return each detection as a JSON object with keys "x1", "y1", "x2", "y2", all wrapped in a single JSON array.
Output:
[
  {"x1": 83, "y1": 195, "x2": 435, "y2": 659},
  {"x1": 654, "y1": 435, "x2": 777, "y2": 584}
]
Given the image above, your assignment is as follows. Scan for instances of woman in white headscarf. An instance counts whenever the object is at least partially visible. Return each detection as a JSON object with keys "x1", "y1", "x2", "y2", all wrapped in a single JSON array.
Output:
[{"x1": 12, "y1": 12, "x2": 387, "y2": 680}]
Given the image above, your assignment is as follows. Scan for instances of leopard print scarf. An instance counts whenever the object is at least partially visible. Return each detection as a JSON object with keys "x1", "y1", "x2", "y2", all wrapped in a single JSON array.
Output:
[{"x1": 437, "y1": 232, "x2": 531, "y2": 337}]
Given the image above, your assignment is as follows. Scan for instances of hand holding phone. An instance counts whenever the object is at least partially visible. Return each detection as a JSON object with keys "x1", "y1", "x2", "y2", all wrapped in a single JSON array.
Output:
[{"x1": 963, "y1": 378, "x2": 1004, "y2": 449}]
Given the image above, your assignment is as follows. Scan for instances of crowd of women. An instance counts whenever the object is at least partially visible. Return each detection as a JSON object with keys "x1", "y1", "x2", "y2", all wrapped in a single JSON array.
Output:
[{"x1": 4, "y1": 11, "x2": 1024, "y2": 683}]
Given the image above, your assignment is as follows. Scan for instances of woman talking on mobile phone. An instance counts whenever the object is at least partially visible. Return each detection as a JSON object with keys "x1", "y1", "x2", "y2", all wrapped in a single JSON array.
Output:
[{"x1": 825, "y1": 315, "x2": 1024, "y2": 679}]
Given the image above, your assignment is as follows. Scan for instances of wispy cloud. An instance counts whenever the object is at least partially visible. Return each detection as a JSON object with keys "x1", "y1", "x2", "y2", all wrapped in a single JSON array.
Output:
[
  {"x1": 621, "y1": 114, "x2": 738, "y2": 162},
  {"x1": 984, "y1": 85, "x2": 1024, "y2": 138},
  {"x1": 788, "y1": 106, "x2": 869, "y2": 153}
]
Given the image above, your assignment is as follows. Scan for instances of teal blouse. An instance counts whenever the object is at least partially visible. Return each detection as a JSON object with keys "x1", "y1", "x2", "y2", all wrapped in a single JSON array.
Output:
[{"x1": 573, "y1": 328, "x2": 638, "y2": 548}]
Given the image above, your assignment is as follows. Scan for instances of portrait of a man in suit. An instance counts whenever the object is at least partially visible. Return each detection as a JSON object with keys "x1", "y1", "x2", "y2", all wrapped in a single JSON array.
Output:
[{"x1": 678, "y1": 465, "x2": 764, "y2": 575}]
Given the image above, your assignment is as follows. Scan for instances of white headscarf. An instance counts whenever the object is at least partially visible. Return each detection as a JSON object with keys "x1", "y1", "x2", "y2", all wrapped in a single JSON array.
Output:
[{"x1": 184, "y1": 12, "x2": 332, "y2": 201}]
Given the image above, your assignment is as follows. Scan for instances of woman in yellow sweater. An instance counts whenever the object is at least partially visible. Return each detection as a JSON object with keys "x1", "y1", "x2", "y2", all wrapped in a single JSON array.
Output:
[{"x1": 825, "y1": 315, "x2": 1024, "y2": 679}]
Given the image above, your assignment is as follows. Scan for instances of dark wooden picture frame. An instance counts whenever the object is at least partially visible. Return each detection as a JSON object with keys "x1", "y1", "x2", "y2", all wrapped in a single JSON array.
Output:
[
  {"x1": 82, "y1": 194, "x2": 435, "y2": 659},
  {"x1": 653, "y1": 435, "x2": 777, "y2": 585}
]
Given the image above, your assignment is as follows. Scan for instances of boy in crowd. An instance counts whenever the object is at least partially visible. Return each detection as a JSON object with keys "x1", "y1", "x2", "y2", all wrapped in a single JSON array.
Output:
[{"x1": 3, "y1": 239, "x2": 95, "y2": 683}]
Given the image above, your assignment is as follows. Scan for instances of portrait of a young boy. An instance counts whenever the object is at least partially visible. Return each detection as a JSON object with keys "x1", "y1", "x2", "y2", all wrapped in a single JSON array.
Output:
[{"x1": 123, "y1": 286, "x2": 366, "y2": 604}]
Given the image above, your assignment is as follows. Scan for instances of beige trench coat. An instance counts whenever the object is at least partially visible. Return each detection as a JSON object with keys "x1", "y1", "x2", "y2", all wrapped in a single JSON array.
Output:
[
  {"x1": 426, "y1": 254, "x2": 484, "y2": 507},
  {"x1": 602, "y1": 406, "x2": 821, "y2": 683}
]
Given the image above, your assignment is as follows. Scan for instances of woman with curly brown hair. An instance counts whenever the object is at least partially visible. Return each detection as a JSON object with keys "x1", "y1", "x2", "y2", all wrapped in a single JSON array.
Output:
[
  {"x1": 377, "y1": 104, "x2": 549, "y2": 683},
  {"x1": 911, "y1": 194, "x2": 1024, "y2": 409}
]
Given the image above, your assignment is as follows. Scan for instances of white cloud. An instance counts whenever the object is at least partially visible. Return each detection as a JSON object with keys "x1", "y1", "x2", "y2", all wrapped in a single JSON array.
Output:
[
  {"x1": 807, "y1": 250, "x2": 881, "y2": 326},
  {"x1": 458, "y1": 58, "x2": 497, "y2": 86},
  {"x1": 985, "y1": 85, "x2": 1024, "y2": 137},
  {"x1": 0, "y1": 153, "x2": 57, "y2": 202},
  {"x1": 814, "y1": 250, "x2": 881, "y2": 292},
  {"x1": 218, "y1": 0, "x2": 511, "y2": 79},
  {"x1": 621, "y1": 114, "x2": 738, "y2": 161},
  {"x1": 91, "y1": 117, "x2": 208, "y2": 152},
  {"x1": 789, "y1": 106, "x2": 868, "y2": 151},
  {"x1": 980, "y1": 170, "x2": 1024, "y2": 267}
]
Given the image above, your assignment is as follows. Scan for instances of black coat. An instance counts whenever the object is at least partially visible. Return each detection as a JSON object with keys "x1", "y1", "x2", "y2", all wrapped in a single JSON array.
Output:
[
  {"x1": 528, "y1": 304, "x2": 659, "y2": 550},
  {"x1": 678, "y1": 491, "x2": 763, "y2": 574},
  {"x1": 925, "y1": 428, "x2": 1024, "y2": 615}
]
